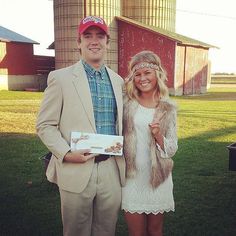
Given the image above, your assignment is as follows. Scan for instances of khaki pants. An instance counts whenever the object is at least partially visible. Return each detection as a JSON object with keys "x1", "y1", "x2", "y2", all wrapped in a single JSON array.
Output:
[{"x1": 59, "y1": 158, "x2": 122, "y2": 236}]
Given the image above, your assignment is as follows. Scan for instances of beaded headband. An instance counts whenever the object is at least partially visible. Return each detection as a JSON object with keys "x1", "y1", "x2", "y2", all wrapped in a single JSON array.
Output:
[
  {"x1": 132, "y1": 62, "x2": 160, "y2": 72},
  {"x1": 126, "y1": 62, "x2": 163, "y2": 82}
]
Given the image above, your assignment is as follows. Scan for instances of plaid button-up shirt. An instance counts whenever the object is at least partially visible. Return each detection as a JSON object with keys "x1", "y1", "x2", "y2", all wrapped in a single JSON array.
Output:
[{"x1": 82, "y1": 60, "x2": 117, "y2": 135}]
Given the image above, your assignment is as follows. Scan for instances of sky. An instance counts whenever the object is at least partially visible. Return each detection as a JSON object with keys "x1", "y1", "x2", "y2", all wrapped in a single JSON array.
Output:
[
  {"x1": 0, "y1": 0, "x2": 236, "y2": 73},
  {"x1": 176, "y1": 0, "x2": 236, "y2": 73},
  {"x1": 0, "y1": 0, "x2": 54, "y2": 56}
]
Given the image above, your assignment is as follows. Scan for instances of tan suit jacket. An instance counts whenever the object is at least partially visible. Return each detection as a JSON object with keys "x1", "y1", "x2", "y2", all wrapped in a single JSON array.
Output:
[{"x1": 36, "y1": 60, "x2": 125, "y2": 193}]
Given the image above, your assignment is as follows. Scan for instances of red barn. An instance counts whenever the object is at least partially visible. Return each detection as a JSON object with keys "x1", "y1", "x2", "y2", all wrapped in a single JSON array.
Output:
[
  {"x1": 50, "y1": 0, "x2": 216, "y2": 95},
  {"x1": 117, "y1": 17, "x2": 215, "y2": 95},
  {"x1": 0, "y1": 26, "x2": 54, "y2": 91}
]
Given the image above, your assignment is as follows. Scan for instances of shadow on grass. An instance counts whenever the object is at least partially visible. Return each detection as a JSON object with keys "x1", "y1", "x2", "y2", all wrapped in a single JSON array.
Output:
[
  {"x1": 0, "y1": 133, "x2": 62, "y2": 236},
  {"x1": 0, "y1": 128, "x2": 236, "y2": 236},
  {"x1": 170, "y1": 125, "x2": 236, "y2": 236}
]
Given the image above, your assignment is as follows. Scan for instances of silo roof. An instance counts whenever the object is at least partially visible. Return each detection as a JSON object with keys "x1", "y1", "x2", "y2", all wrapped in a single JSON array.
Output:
[
  {"x1": 116, "y1": 16, "x2": 218, "y2": 49},
  {"x1": 0, "y1": 25, "x2": 39, "y2": 44}
]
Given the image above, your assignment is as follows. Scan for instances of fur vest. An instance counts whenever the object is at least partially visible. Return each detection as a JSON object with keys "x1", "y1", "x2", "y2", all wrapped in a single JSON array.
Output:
[{"x1": 123, "y1": 98, "x2": 177, "y2": 188}]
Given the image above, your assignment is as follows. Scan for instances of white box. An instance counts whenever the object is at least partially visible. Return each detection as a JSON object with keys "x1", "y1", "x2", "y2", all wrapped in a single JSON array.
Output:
[{"x1": 71, "y1": 132, "x2": 123, "y2": 156}]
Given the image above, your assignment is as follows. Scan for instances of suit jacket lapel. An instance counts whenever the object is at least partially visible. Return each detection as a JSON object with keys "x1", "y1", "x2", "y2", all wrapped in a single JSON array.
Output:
[
  {"x1": 72, "y1": 61, "x2": 96, "y2": 132},
  {"x1": 106, "y1": 67, "x2": 123, "y2": 135}
]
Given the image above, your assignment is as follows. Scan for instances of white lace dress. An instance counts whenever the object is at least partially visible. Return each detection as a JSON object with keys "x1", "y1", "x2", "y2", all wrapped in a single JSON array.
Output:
[{"x1": 122, "y1": 104, "x2": 175, "y2": 214}]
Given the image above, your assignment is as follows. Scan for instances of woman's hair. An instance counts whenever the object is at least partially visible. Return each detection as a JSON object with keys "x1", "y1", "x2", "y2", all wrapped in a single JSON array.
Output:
[{"x1": 125, "y1": 50, "x2": 169, "y2": 101}]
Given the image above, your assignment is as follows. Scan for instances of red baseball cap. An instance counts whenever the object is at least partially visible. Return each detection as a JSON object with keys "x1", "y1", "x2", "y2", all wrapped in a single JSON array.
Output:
[{"x1": 78, "y1": 16, "x2": 109, "y2": 35}]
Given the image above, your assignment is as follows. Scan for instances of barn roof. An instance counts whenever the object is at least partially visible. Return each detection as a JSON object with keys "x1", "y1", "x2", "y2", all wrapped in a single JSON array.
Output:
[
  {"x1": 0, "y1": 25, "x2": 39, "y2": 44},
  {"x1": 116, "y1": 16, "x2": 218, "y2": 49}
]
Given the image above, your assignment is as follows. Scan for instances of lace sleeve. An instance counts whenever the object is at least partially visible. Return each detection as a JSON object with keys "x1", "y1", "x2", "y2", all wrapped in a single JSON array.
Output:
[{"x1": 156, "y1": 110, "x2": 178, "y2": 158}]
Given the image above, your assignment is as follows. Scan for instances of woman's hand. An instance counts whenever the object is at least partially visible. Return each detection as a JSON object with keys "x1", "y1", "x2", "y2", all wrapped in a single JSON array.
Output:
[
  {"x1": 149, "y1": 111, "x2": 166, "y2": 149},
  {"x1": 149, "y1": 121, "x2": 161, "y2": 140}
]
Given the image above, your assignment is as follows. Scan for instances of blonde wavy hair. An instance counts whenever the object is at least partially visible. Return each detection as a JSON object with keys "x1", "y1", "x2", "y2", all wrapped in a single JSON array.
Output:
[{"x1": 125, "y1": 51, "x2": 169, "y2": 101}]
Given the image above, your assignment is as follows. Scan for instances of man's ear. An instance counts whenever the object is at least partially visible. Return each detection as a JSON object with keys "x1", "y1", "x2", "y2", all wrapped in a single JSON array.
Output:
[
  {"x1": 77, "y1": 38, "x2": 81, "y2": 49},
  {"x1": 77, "y1": 39, "x2": 82, "y2": 55},
  {"x1": 106, "y1": 36, "x2": 110, "y2": 48}
]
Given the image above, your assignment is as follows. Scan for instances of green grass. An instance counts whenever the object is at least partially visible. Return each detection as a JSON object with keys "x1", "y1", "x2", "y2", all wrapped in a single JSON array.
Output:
[
  {"x1": 211, "y1": 75, "x2": 236, "y2": 84},
  {"x1": 0, "y1": 88, "x2": 236, "y2": 236}
]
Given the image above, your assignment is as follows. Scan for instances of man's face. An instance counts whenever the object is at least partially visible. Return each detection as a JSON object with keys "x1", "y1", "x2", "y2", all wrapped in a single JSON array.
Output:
[{"x1": 78, "y1": 26, "x2": 109, "y2": 65}]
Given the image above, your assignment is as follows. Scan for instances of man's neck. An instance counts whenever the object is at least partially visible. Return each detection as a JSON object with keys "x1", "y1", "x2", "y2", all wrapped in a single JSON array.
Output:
[{"x1": 82, "y1": 59, "x2": 104, "y2": 70}]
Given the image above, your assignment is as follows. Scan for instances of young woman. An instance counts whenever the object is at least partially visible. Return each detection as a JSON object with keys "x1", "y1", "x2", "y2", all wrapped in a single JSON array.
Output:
[{"x1": 122, "y1": 51, "x2": 178, "y2": 236}]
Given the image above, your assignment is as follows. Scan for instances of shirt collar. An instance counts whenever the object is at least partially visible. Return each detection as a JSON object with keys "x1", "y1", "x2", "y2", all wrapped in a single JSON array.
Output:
[{"x1": 82, "y1": 60, "x2": 106, "y2": 77}]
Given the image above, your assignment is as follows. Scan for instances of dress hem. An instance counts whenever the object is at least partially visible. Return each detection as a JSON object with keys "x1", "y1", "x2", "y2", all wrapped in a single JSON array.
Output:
[{"x1": 122, "y1": 208, "x2": 175, "y2": 215}]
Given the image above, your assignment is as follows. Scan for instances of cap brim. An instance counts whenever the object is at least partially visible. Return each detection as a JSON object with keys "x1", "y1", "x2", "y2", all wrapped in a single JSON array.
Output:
[{"x1": 79, "y1": 24, "x2": 108, "y2": 35}]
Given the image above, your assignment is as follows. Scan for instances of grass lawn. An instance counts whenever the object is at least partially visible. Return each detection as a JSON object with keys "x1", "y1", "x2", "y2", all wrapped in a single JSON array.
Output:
[{"x1": 0, "y1": 87, "x2": 236, "y2": 236}]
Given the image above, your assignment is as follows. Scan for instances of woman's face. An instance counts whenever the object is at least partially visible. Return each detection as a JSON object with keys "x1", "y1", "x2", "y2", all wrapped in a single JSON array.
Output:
[{"x1": 133, "y1": 67, "x2": 158, "y2": 96}]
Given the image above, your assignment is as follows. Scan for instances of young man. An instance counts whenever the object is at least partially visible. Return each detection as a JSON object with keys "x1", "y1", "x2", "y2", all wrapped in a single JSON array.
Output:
[{"x1": 36, "y1": 16, "x2": 125, "y2": 236}]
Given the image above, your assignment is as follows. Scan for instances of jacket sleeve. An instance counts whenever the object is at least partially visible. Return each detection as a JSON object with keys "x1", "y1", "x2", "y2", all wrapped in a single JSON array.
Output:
[{"x1": 36, "y1": 72, "x2": 71, "y2": 163}]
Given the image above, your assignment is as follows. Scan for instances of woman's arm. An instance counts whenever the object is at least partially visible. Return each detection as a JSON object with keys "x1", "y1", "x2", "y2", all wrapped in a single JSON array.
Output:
[{"x1": 150, "y1": 109, "x2": 178, "y2": 158}]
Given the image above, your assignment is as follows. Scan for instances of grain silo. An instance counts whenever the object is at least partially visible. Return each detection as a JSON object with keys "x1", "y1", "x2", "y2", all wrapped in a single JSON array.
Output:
[
  {"x1": 122, "y1": 0, "x2": 176, "y2": 32},
  {"x1": 52, "y1": 0, "x2": 213, "y2": 95},
  {"x1": 53, "y1": 0, "x2": 121, "y2": 71},
  {"x1": 53, "y1": 1, "x2": 83, "y2": 69}
]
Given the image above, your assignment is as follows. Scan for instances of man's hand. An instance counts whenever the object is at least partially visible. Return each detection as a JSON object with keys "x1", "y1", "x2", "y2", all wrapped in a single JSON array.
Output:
[{"x1": 63, "y1": 149, "x2": 96, "y2": 163}]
